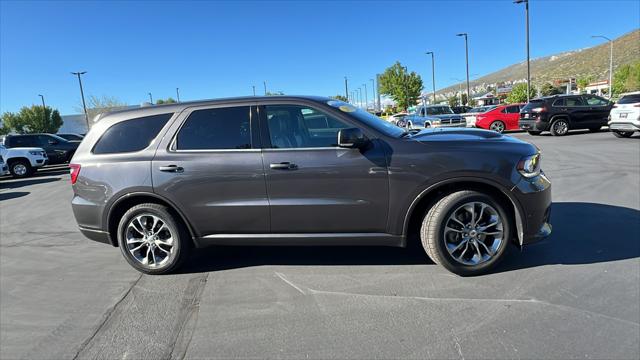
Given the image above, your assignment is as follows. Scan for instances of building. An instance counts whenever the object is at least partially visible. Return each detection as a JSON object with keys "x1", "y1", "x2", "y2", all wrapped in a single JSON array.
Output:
[{"x1": 584, "y1": 80, "x2": 610, "y2": 96}]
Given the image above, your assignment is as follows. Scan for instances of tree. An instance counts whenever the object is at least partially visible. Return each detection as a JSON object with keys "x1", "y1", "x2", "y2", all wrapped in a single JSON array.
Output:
[
  {"x1": 612, "y1": 61, "x2": 640, "y2": 96},
  {"x1": 576, "y1": 76, "x2": 593, "y2": 93},
  {"x1": 330, "y1": 95, "x2": 348, "y2": 102},
  {"x1": 447, "y1": 96, "x2": 458, "y2": 108},
  {"x1": 1, "y1": 105, "x2": 63, "y2": 134},
  {"x1": 156, "y1": 97, "x2": 177, "y2": 105},
  {"x1": 505, "y1": 83, "x2": 536, "y2": 103},
  {"x1": 378, "y1": 61, "x2": 423, "y2": 110},
  {"x1": 540, "y1": 82, "x2": 563, "y2": 96},
  {"x1": 76, "y1": 95, "x2": 128, "y2": 122}
]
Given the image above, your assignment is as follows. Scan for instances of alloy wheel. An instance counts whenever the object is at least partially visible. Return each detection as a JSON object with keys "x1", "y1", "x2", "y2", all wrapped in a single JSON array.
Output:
[
  {"x1": 13, "y1": 164, "x2": 27, "y2": 176},
  {"x1": 490, "y1": 121, "x2": 505, "y2": 133},
  {"x1": 553, "y1": 120, "x2": 568, "y2": 135},
  {"x1": 125, "y1": 214, "x2": 176, "y2": 268},
  {"x1": 443, "y1": 202, "x2": 504, "y2": 266}
]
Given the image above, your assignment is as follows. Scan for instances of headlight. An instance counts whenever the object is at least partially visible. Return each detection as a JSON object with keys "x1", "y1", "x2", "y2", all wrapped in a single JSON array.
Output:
[
  {"x1": 29, "y1": 151, "x2": 39, "y2": 155},
  {"x1": 517, "y1": 153, "x2": 541, "y2": 178},
  {"x1": 432, "y1": 120, "x2": 441, "y2": 125}
]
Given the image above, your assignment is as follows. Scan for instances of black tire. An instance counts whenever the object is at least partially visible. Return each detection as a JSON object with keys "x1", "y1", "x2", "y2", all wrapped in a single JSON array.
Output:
[
  {"x1": 9, "y1": 159, "x2": 34, "y2": 178},
  {"x1": 527, "y1": 131, "x2": 542, "y2": 136},
  {"x1": 420, "y1": 190, "x2": 512, "y2": 276},
  {"x1": 489, "y1": 120, "x2": 506, "y2": 133},
  {"x1": 550, "y1": 118, "x2": 570, "y2": 136},
  {"x1": 612, "y1": 131, "x2": 634, "y2": 138},
  {"x1": 117, "y1": 203, "x2": 191, "y2": 275}
]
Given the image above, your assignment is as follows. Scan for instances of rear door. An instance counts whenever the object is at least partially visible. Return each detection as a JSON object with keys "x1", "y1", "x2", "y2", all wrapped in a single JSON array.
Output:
[
  {"x1": 152, "y1": 103, "x2": 269, "y2": 236},
  {"x1": 583, "y1": 95, "x2": 611, "y2": 125},
  {"x1": 259, "y1": 101, "x2": 389, "y2": 234}
]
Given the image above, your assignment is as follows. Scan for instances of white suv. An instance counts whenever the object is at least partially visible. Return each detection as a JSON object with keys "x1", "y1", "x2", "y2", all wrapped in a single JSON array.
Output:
[
  {"x1": 0, "y1": 144, "x2": 48, "y2": 178},
  {"x1": 609, "y1": 92, "x2": 640, "y2": 138}
]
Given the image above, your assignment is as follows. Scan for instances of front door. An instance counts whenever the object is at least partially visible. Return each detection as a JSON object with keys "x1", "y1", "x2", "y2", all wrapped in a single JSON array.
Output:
[
  {"x1": 259, "y1": 102, "x2": 389, "y2": 234},
  {"x1": 504, "y1": 105, "x2": 522, "y2": 130},
  {"x1": 152, "y1": 104, "x2": 269, "y2": 236}
]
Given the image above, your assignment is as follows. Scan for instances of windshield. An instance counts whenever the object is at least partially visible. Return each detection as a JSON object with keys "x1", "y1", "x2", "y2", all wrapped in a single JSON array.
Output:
[
  {"x1": 618, "y1": 94, "x2": 640, "y2": 104},
  {"x1": 327, "y1": 101, "x2": 405, "y2": 138},
  {"x1": 426, "y1": 106, "x2": 454, "y2": 115}
]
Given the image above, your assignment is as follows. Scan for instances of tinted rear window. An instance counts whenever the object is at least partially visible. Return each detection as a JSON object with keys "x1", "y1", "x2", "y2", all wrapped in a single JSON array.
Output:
[
  {"x1": 175, "y1": 106, "x2": 251, "y2": 150},
  {"x1": 521, "y1": 100, "x2": 544, "y2": 111},
  {"x1": 618, "y1": 94, "x2": 640, "y2": 104},
  {"x1": 93, "y1": 113, "x2": 173, "y2": 154}
]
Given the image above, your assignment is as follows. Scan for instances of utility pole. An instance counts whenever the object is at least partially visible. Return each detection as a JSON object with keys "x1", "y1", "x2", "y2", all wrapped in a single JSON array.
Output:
[
  {"x1": 514, "y1": 0, "x2": 531, "y2": 102},
  {"x1": 370, "y1": 78, "x2": 376, "y2": 110},
  {"x1": 263, "y1": 81, "x2": 267, "y2": 95},
  {"x1": 148, "y1": 92, "x2": 153, "y2": 104},
  {"x1": 592, "y1": 35, "x2": 613, "y2": 98},
  {"x1": 426, "y1": 51, "x2": 436, "y2": 104},
  {"x1": 38, "y1": 94, "x2": 46, "y2": 124},
  {"x1": 456, "y1": 33, "x2": 471, "y2": 105},
  {"x1": 176, "y1": 88, "x2": 181, "y2": 102},
  {"x1": 252, "y1": 85, "x2": 256, "y2": 96},
  {"x1": 344, "y1": 76, "x2": 349, "y2": 100},
  {"x1": 71, "y1": 71, "x2": 89, "y2": 130},
  {"x1": 362, "y1": 83, "x2": 368, "y2": 110},
  {"x1": 376, "y1": 74, "x2": 381, "y2": 111}
]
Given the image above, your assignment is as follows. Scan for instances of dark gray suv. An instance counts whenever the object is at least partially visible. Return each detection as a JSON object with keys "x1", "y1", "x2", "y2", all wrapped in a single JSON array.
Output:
[{"x1": 70, "y1": 96, "x2": 551, "y2": 276}]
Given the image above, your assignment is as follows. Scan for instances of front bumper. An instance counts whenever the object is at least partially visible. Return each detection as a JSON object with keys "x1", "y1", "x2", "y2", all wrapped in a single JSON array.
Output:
[
  {"x1": 511, "y1": 171, "x2": 552, "y2": 245},
  {"x1": 432, "y1": 122, "x2": 467, "y2": 128}
]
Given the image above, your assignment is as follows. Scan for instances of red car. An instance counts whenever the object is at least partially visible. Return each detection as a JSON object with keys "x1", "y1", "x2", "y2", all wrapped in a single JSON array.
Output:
[{"x1": 475, "y1": 103, "x2": 524, "y2": 133}]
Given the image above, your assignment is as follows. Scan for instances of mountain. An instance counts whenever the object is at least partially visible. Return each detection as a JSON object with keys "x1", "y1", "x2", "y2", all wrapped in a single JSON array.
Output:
[{"x1": 438, "y1": 29, "x2": 640, "y2": 96}]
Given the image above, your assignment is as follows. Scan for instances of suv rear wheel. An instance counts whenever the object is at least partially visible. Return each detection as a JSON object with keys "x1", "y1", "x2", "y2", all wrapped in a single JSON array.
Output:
[
  {"x1": 420, "y1": 191, "x2": 511, "y2": 276},
  {"x1": 550, "y1": 118, "x2": 569, "y2": 136},
  {"x1": 612, "y1": 131, "x2": 634, "y2": 138},
  {"x1": 9, "y1": 159, "x2": 33, "y2": 178},
  {"x1": 117, "y1": 203, "x2": 190, "y2": 275}
]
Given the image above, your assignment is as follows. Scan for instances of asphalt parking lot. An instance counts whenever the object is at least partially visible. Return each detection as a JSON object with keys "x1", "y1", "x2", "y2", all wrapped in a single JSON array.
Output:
[{"x1": 1, "y1": 130, "x2": 639, "y2": 360}]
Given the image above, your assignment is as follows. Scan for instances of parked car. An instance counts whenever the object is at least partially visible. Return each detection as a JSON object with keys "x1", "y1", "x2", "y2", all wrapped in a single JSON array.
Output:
[
  {"x1": 474, "y1": 104, "x2": 524, "y2": 133},
  {"x1": 3, "y1": 133, "x2": 79, "y2": 164},
  {"x1": 0, "y1": 155, "x2": 9, "y2": 176},
  {"x1": 608, "y1": 92, "x2": 640, "y2": 138},
  {"x1": 402, "y1": 105, "x2": 466, "y2": 128},
  {"x1": 451, "y1": 105, "x2": 472, "y2": 114},
  {"x1": 519, "y1": 94, "x2": 612, "y2": 136},
  {"x1": 56, "y1": 133, "x2": 85, "y2": 141},
  {"x1": 70, "y1": 96, "x2": 551, "y2": 276},
  {"x1": 462, "y1": 105, "x2": 498, "y2": 128},
  {"x1": 0, "y1": 144, "x2": 48, "y2": 178},
  {"x1": 387, "y1": 112, "x2": 408, "y2": 126}
]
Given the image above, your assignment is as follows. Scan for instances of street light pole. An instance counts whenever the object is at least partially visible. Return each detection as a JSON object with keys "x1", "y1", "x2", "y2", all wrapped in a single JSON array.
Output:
[
  {"x1": 176, "y1": 87, "x2": 181, "y2": 102},
  {"x1": 376, "y1": 74, "x2": 381, "y2": 111},
  {"x1": 357, "y1": 88, "x2": 362, "y2": 108},
  {"x1": 148, "y1": 92, "x2": 153, "y2": 104},
  {"x1": 71, "y1": 71, "x2": 90, "y2": 130},
  {"x1": 344, "y1": 76, "x2": 349, "y2": 100},
  {"x1": 426, "y1": 51, "x2": 436, "y2": 104},
  {"x1": 514, "y1": 0, "x2": 531, "y2": 102},
  {"x1": 592, "y1": 35, "x2": 613, "y2": 98},
  {"x1": 252, "y1": 85, "x2": 256, "y2": 96},
  {"x1": 38, "y1": 94, "x2": 46, "y2": 124},
  {"x1": 456, "y1": 33, "x2": 470, "y2": 105},
  {"x1": 362, "y1": 83, "x2": 368, "y2": 110},
  {"x1": 370, "y1": 78, "x2": 376, "y2": 110},
  {"x1": 263, "y1": 81, "x2": 267, "y2": 95}
]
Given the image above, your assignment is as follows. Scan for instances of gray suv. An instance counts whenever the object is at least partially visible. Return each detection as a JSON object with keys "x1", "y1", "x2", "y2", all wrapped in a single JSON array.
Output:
[{"x1": 70, "y1": 96, "x2": 551, "y2": 276}]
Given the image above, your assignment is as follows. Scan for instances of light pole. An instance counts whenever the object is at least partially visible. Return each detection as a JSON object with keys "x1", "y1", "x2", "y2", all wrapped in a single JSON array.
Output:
[
  {"x1": 148, "y1": 92, "x2": 153, "y2": 104},
  {"x1": 403, "y1": 66, "x2": 410, "y2": 111},
  {"x1": 514, "y1": 0, "x2": 531, "y2": 102},
  {"x1": 263, "y1": 81, "x2": 267, "y2": 95},
  {"x1": 362, "y1": 83, "x2": 368, "y2": 110},
  {"x1": 357, "y1": 88, "x2": 362, "y2": 108},
  {"x1": 176, "y1": 87, "x2": 181, "y2": 102},
  {"x1": 592, "y1": 35, "x2": 613, "y2": 98},
  {"x1": 451, "y1": 78, "x2": 465, "y2": 106},
  {"x1": 456, "y1": 33, "x2": 471, "y2": 105},
  {"x1": 252, "y1": 85, "x2": 256, "y2": 96},
  {"x1": 370, "y1": 78, "x2": 376, "y2": 110},
  {"x1": 38, "y1": 94, "x2": 46, "y2": 124},
  {"x1": 426, "y1": 51, "x2": 436, "y2": 104},
  {"x1": 71, "y1": 71, "x2": 89, "y2": 129},
  {"x1": 344, "y1": 76, "x2": 349, "y2": 100},
  {"x1": 376, "y1": 74, "x2": 381, "y2": 111}
]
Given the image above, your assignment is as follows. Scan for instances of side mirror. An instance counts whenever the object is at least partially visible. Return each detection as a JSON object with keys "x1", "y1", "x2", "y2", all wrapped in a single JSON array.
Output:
[{"x1": 338, "y1": 128, "x2": 366, "y2": 148}]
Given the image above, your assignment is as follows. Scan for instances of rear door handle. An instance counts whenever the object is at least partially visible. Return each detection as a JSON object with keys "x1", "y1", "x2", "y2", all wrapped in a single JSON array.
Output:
[
  {"x1": 270, "y1": 162, "x2": 298, "y2": 170},
  {"x1": 158, "y1": 165, "x2": 184, "y2": 173}
]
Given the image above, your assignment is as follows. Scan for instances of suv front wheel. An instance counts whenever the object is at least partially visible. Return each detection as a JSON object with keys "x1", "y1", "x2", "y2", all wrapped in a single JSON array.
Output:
[
  {"x1": 9, "y1": 159, "x2": 34, "y2": 178},
  {"x1": 420, "y1": 191, "x2": 511, "y2": 276},
  {"x1": 117, "y1": 203, "x2": 190, "y2": 275}
]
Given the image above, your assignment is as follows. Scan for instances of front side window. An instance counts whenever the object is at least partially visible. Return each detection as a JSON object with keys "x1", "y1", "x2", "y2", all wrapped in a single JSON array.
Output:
[
  {"x1": 506, "y1": 105, "x2": 521, "y2": 113},
  {"x1": 176, "y1": 107, "x2": 251, "y2": 150},
  {"x1": 93, "y1": 113, "x2": 173, "y2": 154},
  {"x1": 565, "y1": 97, "x2": 584, "y2": 107},
  {"x1": 265, "y1": 105, "x2": 350, "y2": 148},
  {"x1": 584, "y1": 96, "x2": 609, "y2": 106}
]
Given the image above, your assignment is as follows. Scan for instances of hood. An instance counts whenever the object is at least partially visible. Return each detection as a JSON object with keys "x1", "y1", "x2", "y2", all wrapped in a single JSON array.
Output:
[{"x1": 408, "y1": 128, "x2": 537, "y2": 155}]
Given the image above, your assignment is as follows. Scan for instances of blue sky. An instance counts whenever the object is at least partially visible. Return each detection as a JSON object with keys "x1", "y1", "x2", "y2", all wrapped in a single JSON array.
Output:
[{"x1": 1, "y1": 0, "x2": 639, "y2": 114}]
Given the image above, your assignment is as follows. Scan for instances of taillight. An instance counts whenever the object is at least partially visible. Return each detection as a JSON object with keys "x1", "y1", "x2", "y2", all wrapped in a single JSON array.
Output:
[{"x1": 69, "y1": 164, "x2": 81, "y2": 184}]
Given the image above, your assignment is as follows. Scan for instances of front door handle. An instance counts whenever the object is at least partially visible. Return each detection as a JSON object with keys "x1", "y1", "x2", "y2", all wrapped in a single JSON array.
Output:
[
  {"x1": 158, "y1": 165, "x2": 184, "y2": 173},
  {"x1": 270, "y1": 162, "x2": 298, "y2": 170}
]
